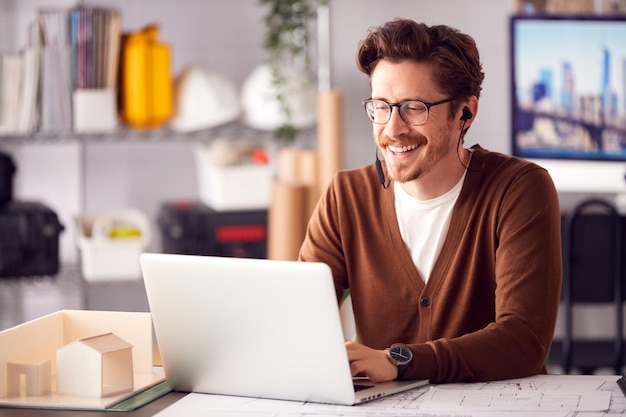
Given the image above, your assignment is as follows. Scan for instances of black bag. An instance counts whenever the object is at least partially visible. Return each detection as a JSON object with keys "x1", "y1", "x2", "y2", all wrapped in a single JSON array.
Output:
[
  {"x1": 0, "y1": 152, "x2": 16, "y2": 208},
  {"x1": 0, "y1": 201, "x2": 65, "y2": 277}
]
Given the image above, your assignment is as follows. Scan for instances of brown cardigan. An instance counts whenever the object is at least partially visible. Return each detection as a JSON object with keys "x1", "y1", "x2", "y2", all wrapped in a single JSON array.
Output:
[{"x1": 298, "y1": 145, "x2": 562, "y2": 383}]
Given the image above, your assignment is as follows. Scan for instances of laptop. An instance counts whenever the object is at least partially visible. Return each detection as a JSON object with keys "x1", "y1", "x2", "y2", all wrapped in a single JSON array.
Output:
[{"x1": 139, "y1": 253, "x2": 428, "y2": 405}]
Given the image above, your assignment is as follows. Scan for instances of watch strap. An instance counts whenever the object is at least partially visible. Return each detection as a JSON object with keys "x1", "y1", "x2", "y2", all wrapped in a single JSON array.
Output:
[{"x1": 396, "y1": 362, "x2": 409, "y2": 380}]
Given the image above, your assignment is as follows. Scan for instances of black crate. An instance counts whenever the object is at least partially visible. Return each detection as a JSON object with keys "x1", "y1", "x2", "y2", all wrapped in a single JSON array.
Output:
[
  {"x1": 157, "y1": 201, "x2": 267, "y2": 259},
  {"x1": 211, "y1": 210, "x2": 267, "y2": 259},
  {"x1": 0, "y1": 201, "x2": 65, "y2": 277},
  {"x1": 157, "y1": 201, "x2": 215, "y2": 256}
]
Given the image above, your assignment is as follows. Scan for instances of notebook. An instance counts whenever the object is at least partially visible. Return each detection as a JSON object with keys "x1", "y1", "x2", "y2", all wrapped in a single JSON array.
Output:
[{"x1": 140, "y1": 253, "x2": 428, "y2": 405}]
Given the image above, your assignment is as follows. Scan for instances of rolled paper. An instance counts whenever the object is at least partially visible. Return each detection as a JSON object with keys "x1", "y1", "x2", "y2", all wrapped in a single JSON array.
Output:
[
  {"x1": 277, "y1": 148, "x2": 319, "y2": 221},
  {"x1": 316, "y1": 90, "x2": 343, "y2": 196},
  {"x1": 295, "y1": 149, "x2": 319, "y2": 218},
  {"x1": 267, "y1": 181, "x2": 308, "y2": 261}
]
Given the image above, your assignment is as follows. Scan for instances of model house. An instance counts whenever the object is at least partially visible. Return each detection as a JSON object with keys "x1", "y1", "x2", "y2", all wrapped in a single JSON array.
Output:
[
  {"x1": 56, "y1": 332, "x2": 134, "y2": 398},
  {"x1": 5, "y1": 360, "x2": 52, "y2": 397}
]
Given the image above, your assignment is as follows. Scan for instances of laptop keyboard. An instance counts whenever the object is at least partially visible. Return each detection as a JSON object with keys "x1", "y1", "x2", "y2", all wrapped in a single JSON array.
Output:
[{"x1": 354, "y1": 383, "x2": 374, "y2": 392}]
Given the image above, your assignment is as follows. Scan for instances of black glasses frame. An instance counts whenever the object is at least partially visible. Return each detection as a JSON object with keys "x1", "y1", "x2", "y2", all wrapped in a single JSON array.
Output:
[{"x1": 362, "y1": 97, "x2": 456, "y2": 125}]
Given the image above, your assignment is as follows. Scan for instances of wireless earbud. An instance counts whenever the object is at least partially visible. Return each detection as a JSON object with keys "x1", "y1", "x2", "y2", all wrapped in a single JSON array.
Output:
[
  {"x1": 375, "y1": 148, "x2": 390, "y2": 189},
  {"x1": 461, "y1": 107, "x2": 473, "y2": 121}
]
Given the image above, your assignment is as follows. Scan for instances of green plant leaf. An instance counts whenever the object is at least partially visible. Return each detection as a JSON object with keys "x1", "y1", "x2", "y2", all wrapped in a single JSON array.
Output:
[{"x1": 259, "y1": 0, "x2": 327, "y2": 145}]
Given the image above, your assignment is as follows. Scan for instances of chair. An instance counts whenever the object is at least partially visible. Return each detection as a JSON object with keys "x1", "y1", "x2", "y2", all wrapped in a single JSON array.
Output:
[{"x1": 558, "y1": 198, "x2": 624, "y2": 374}]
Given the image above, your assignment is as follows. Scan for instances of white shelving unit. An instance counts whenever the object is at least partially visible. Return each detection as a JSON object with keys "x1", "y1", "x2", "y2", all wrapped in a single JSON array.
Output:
[{"x1": 0, "y1": 0, "x2": 271, "y2": 265}]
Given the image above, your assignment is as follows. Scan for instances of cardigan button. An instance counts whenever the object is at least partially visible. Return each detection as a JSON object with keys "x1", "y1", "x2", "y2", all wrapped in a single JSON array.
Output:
[{"x1": 420, "y1": 296, "x2": 431, "y2": 307}]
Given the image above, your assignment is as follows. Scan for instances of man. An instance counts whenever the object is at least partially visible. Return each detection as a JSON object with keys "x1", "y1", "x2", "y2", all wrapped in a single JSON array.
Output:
[{"x1": 298, "y1": 19, "x2": 562, "y2": 384}]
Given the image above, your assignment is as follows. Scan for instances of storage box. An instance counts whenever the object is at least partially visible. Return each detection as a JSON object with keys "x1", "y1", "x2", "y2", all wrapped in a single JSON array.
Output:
[
  {"x1": 193, "y1": 144, "x2": 274, "y2": 211},
  {"x1": 72, "y1": 89, "x2": 118, "y2": 133},
  {"x1": 76, "y1": 208, "x2": 150, "y2": 281},
  {"x1": 157, "y1": 201, "x2": 267, "y2": 259},
  {"x1": 0, "y1": 201, "x2": 64, "y2": 277}
]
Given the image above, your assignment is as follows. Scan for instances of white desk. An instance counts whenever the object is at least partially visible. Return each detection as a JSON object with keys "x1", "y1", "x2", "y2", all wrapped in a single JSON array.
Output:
[{"x1": 153, "y1": 374, "x2": 624, "y2": 417}]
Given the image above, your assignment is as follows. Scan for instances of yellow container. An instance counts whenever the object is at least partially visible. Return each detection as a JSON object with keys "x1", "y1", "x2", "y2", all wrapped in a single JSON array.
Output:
[{"x1": 121, "y1": 25, "x2": 173, "y2": 129}]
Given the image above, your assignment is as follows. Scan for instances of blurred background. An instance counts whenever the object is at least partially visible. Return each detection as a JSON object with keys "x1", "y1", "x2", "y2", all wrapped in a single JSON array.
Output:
[{"x1": 2, "y1": 0, "x2": 626, "y2": 375}]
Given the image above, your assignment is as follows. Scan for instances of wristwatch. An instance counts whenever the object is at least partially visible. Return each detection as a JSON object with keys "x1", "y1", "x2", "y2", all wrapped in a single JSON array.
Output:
[{"x1": 385, "y1": 344, "x2": 413, "y2": 380}]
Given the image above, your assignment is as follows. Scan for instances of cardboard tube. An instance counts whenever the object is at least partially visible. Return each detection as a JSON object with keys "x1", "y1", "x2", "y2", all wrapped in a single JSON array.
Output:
[
  {"x1": 295, "y1": 150, "x2": 319, "y2": 218},
  {"x1": 317, "y1": 90, "x2": 343, "y2": 196},
  {"x1": 267, "y1": 181, "x2": 308, "y2": 261},
  {"x1": 277, "y1": 148, "x2": 319, "y2": 220},
  {"x1": 277, "y1": 147, "x2": 301, "y2": 183}
]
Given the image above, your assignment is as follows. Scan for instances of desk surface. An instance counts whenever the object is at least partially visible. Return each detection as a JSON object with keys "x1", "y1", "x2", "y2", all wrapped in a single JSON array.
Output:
[{"x1": 1, "y1": 374, "x2": 622, "y2": 417}]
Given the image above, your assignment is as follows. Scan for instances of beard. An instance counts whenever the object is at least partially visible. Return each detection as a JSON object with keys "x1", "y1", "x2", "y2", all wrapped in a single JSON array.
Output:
[{"x1": 377, "y1": 131, "x2": 453, "y2": 183}]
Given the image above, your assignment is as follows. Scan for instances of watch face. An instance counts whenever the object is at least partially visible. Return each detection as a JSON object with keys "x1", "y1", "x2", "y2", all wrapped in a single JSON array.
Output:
[{"x1": 389, "y1": 345, "x2": 412, "y2": 365}]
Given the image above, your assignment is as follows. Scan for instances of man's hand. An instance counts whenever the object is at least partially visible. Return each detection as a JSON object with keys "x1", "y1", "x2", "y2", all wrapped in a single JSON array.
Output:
[{"x1": 345, "y1": 340, "x2": 398, "y2": 382}]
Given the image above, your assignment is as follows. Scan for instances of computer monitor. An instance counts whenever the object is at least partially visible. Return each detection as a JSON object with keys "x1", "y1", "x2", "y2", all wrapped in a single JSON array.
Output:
[{"x1": 510, "y1": 14, "x2": 626, "y2": 194}]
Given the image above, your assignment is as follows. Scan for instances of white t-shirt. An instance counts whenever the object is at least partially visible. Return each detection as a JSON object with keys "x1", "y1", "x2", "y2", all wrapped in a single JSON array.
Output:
[{"x1": 394, "y1": 172, "x2": 466, "y2": 282}]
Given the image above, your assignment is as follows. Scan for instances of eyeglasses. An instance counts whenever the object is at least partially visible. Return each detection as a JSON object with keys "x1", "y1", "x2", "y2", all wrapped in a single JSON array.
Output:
[{"x1": 362, "y1": 97, "x2": 455, "y2": 126}]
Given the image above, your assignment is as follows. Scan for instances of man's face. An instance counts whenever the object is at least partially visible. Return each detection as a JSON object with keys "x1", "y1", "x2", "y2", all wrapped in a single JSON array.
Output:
[{"x1": 370, "y1": 60, "x2": 458, "y2": 184}]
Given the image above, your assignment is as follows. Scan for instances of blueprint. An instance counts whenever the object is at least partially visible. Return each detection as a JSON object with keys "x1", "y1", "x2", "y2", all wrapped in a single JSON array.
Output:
[{"x1": 154, "y1": 374, "x2": 624, "y2": 417}]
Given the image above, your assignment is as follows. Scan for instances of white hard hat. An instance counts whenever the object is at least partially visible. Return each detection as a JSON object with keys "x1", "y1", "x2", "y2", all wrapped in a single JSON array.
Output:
[
  {"x1": 240, "y1": 63, "x2": 317, "y2": 131},
  {"x1": 170, "y1": 65, "x2": 240, "y2": 132}
]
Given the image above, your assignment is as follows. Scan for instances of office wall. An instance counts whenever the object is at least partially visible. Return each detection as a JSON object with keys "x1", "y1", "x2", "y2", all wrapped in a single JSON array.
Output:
[{"x1": 1, "y1": 0, "x2": 517, "y2": 262}]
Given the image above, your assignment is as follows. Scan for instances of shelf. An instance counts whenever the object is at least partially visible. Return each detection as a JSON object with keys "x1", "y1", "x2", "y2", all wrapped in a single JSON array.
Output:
[
  {"x1": 0, "y1": 263, "x2": 152, "y2": 332},
  {"x1": 0, "y1": 121, "x2": 277, "y2": 146},
  {"x1": 0, "y1": 263, "x2": 82, "y2": 287}
]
